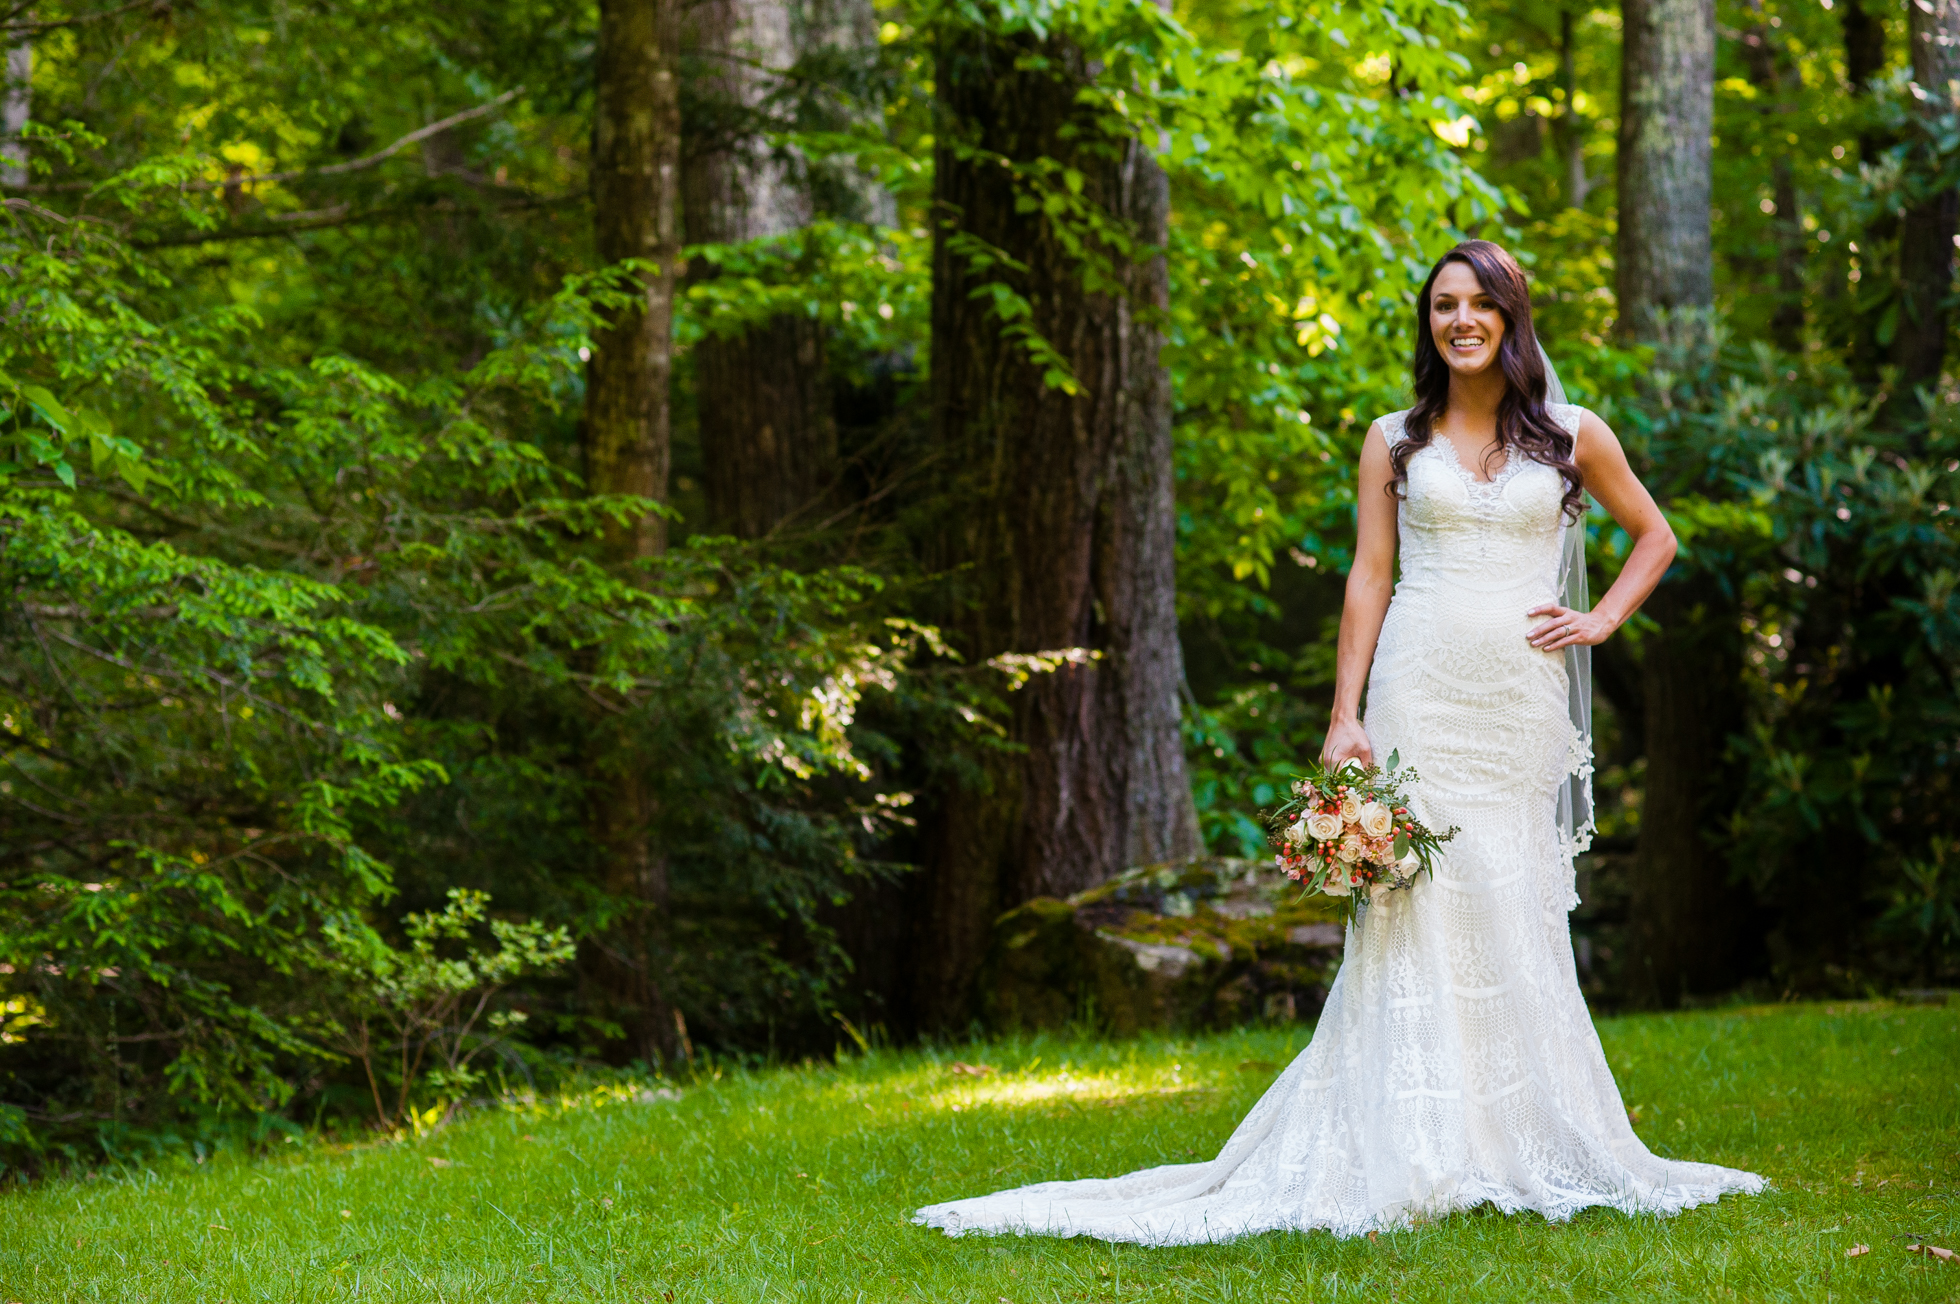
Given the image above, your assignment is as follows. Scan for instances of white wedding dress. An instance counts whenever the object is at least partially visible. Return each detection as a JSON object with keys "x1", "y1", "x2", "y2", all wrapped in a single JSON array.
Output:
[{"x1": 914, "y1": 405, "x2": 1766, "y2": 1244}]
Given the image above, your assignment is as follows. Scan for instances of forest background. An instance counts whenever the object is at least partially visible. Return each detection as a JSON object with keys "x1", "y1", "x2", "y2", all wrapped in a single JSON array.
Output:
[{"x1": 0, "y1": 0, "x2": 1956, "y2": 1171}]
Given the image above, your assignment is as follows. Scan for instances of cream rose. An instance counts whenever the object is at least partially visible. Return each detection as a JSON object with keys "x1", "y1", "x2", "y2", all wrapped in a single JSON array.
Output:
[
  {"x1": 1306, "y1": 811, "x2": 1343, "y2": 842},
  {"x1": 1320, "y1": 867, "x2": 1351, "y2": 896},
  {"x1": 1337, "y1": 833, "x2": 1366, "y2": 863},
  {"x1": 1358, "y1": 801, "x2": 1393, "y2": 837},
  {"x1": 1339, "y1": 792, "x2": 1363, "y2": 823}
]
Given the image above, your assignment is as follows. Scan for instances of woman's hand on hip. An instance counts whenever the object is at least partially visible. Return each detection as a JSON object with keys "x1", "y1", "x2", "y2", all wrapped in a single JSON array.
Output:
[
  {"x1": 1527, "y1": 603, "x2": 1613, "y2": 651},
  {"x1": 1320, "y1": 718, "x2": 1373, "y2": 770}
]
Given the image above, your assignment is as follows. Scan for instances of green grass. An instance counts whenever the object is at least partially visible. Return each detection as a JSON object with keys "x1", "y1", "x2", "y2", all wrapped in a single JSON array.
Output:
[{"x1": 3, "y1": 1002, "x2": 1956, "y2": 1302}]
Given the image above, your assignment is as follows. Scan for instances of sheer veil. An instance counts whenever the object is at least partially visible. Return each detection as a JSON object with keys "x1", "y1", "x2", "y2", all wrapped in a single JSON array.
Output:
[{"x1": 1541, "y1": 343, "x2": 1596, "y2": 856}]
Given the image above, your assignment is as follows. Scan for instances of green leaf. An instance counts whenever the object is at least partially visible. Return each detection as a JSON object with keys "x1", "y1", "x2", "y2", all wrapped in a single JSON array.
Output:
[
  {"x1": 20, "y1": 384, "x2": 72, "y2": 433},
  {"x1": 1386, "y1": 748, "x2": 1399, "y2": 771},
  {"x1": 1393, "y1": 831, "x2": 1409, "y2": 860}
]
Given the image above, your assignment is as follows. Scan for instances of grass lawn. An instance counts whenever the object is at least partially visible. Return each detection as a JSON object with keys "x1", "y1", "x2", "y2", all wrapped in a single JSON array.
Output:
[{"x1": 2, "y1": 1001, "x2": 1956, "y2": 1302}]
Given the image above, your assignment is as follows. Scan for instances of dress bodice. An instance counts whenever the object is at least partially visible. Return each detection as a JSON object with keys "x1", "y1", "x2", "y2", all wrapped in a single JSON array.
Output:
[
  {"x1": 1364, "y1": 404, "x2": 1589, "y2": 812},
  {"x1": 1379, "y1": 405, "x2": 1581, "y2": 599}
]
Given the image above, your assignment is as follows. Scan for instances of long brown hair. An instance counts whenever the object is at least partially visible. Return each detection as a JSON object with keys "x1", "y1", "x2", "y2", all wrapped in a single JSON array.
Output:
[{"x1": 1390, "y1": 240, "x2": 1584, "y2": 521}]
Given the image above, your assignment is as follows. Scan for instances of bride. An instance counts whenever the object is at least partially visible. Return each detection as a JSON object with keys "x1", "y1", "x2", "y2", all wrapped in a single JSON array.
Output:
[{"x1": 914, "y1": 240, "x2": 1765, "y2": 1244}]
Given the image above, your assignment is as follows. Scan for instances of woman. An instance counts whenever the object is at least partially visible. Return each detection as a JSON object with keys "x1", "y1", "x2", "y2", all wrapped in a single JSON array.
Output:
[{"x1": 914, "y1": 241, "x2": 1765, "y2": 1244}]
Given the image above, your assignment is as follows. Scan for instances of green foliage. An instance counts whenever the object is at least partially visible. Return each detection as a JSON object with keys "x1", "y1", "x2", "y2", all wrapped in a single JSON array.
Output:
[
  {"x1": 0, "y1": 2, "x2": 936, "y2": 1166},
  {"x1": 1602, "y1": 314, "x2": 1960, "y2": 988},
  {"x1": 319, "y1": 889, "x2": 574, "y2": 1133}
]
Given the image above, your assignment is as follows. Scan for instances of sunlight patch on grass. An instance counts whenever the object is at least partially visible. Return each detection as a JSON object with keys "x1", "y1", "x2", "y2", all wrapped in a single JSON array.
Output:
[{"x1": 929, "y1": 1067, "x2": 1209, "y2": 1113}]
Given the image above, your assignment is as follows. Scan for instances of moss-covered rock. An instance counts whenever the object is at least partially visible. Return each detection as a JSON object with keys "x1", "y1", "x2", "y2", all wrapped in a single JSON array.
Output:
[{"x1": 976, "y1": 857, "x2": 1348, "y2": 1034}]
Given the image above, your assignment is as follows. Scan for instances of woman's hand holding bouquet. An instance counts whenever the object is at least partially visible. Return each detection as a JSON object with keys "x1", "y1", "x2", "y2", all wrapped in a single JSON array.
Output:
[{"x1": 1266, "y1": 750, "x2": 1456, "y2": 918}]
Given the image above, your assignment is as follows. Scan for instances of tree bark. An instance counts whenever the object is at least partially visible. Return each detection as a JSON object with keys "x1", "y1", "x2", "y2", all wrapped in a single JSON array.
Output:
[
  {"x1": 1616, "y1": 0, "x2": 1714, "y2": 337},
  {"x1": 1617, "y1": 0, "x2": 1750, "y2": 1007},
  {"x1": 1841, "y1": 0, "x2": 1887, "y2": 97},
  {"x1": 582, "y1": 0, "x2": 682, "y2": 1066},
  {"x1": 683, "y1": 0, "x2": 839, "y2": 539},
  {"x1": 1624, "y1": 575, "x2": 1748, "y2": 1005},
  {"x1": 919, "y1": 20, "x2": 1200, "y2": 1028},
  {"x1": 588, "y1": 0, "x2": 682, "y2": 559},
  {"x1": 1890, "y1": 0, "x2": 1960, "y2": 411},
  {"x1": 1555, "y1": 10, "x2": 1592, "y2": 210},
  {"x1": 1838, "y1": 0, "x2": 1894, "y2": 379},
  {"x1": 2, "y1": 38, "x2": 28, "y2": 189}
]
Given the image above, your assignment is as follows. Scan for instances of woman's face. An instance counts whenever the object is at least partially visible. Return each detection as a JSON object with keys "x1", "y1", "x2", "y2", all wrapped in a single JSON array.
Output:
[{"x1": 1428, "y1": 260, "x2": 1506, "y2": 380}]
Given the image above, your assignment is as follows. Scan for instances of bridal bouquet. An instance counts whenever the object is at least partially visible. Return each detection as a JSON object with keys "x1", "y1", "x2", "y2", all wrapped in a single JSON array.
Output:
[{"x1": 1266, "y1": 751, "x2": 1457, "y2": 913}]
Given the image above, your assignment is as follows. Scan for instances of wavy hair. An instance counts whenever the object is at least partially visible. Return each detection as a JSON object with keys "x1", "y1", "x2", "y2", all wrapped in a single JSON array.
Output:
[{"x1": 1390, "y1": 240, "x2": 1584, "y2": 521}]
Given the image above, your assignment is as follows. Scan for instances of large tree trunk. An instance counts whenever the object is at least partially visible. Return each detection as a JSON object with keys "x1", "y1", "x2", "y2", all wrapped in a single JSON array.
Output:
[
  {"x1": 582, "y1": 0, "x2": 683, "y2": 1066},
  {"x1": 1617, "y1": 0, "x2": 1750, "y2": 1007},
  {"x1": 683, "y1": 0, "x2": 838, "y2": 539},
  {"x1": 1890, "y1": 0, "x2": 1960, "y2": 415},
  {"x1": 918, "y1": 21, "x2": 1200, "y2": 1028},
  {"x1": 1616, "y1": 0, "x2": 1714, "y2": 336}
]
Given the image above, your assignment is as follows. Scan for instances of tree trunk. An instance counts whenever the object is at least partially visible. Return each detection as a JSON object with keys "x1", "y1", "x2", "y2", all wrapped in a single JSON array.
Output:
[
  {"x1": 1842, "y1": 0, "x2": 1887, "y2": 98},
  {"x1": 1837, "y1": 0, "x2": 1893, "y2": 379},
  {"x1": 1890, "y1": 0, "x2": 1960, "y2": 413},
  {"x1": 1624, "y1": 576, "x2": 1748, "y2": 1005},
  {"x1": 1555, "y1": 10, "x2": 1591, "y2": 210},
  {"x1": 582, "y1": 0, "x2": 682, "y2": 1066},
  {"x1": 588, "y1": 0, "x2": 682, "y2": 560},
  {"x1": 2, "y1": 38, "x2": 28, "y2": 189},
  {"x1": 683, "y1": 0, "x2": 840, "y2": 539},
  {"x1": 1617, "y1": 0, "x2": 1749, "y2": 1008},
  {"x1": 1616, "y1": 0, "x2": 1714, "y2": 337},
  {"x1": 919, "y1": 20, "x2": 1200, "y2": 1028}
]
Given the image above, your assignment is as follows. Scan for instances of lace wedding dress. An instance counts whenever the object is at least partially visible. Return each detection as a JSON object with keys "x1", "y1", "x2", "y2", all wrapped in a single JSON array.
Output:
[{"x1": 914, "y1": 404, "x2": 1766, "y2": 1244}]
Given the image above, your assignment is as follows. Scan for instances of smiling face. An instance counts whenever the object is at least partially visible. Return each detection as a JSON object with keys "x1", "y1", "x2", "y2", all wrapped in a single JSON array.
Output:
[{"x1": 1428, "y1": 259, "x2": 1507, "y2": 380}]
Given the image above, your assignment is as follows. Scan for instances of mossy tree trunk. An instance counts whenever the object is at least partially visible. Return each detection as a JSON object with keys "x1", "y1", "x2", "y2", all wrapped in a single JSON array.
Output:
[
  {"x1": 583, "y1": 0, "x2": 683, "y2": 1065},
  {"x1": 917, "y1": 19, "x2": 1199, "y2": 1028},
  {"x1": 1615, "y1": 0, "x2": 1714, "y2": 335}
]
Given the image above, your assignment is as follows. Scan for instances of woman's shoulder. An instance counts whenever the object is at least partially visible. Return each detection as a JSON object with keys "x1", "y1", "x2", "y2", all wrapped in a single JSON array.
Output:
[{"x1": 1546, "y1": 401, "x2": 1594, "y2": 435}]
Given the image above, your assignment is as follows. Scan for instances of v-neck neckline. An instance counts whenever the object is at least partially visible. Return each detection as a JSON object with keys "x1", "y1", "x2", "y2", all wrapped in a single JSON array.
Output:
[{"x1": 1434, "y1": 435, "x2": 1512, "y2": 487}]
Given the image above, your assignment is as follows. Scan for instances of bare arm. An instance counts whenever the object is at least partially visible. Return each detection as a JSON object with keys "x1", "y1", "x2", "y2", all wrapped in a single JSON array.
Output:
[
  {"x1": 1321, "y1": 422, "x2": 1399, "y2": 768},
  {"x1": 1527, "y1": 410, "x2": 1678, "y2": 651}
]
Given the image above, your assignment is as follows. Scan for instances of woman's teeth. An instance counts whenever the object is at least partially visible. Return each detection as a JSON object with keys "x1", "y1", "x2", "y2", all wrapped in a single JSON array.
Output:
[{"x1": 1451, "y1": 336, "x2": 1484, "y2": 349}]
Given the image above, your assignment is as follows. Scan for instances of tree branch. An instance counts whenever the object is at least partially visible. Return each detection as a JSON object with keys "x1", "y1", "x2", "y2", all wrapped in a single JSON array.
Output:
[
  {"x1": 180, "y1": 88, "x2": 525, "y2": 191},
  {"x1": 1, "y1": 0, "x2": 162, "y2": 37},
  {"x1": 132, "y1": 190, "x2": 576, "y2": 249},
  {"x1": 4, "y1": 88, "x2": 524, "y2": 195}
]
